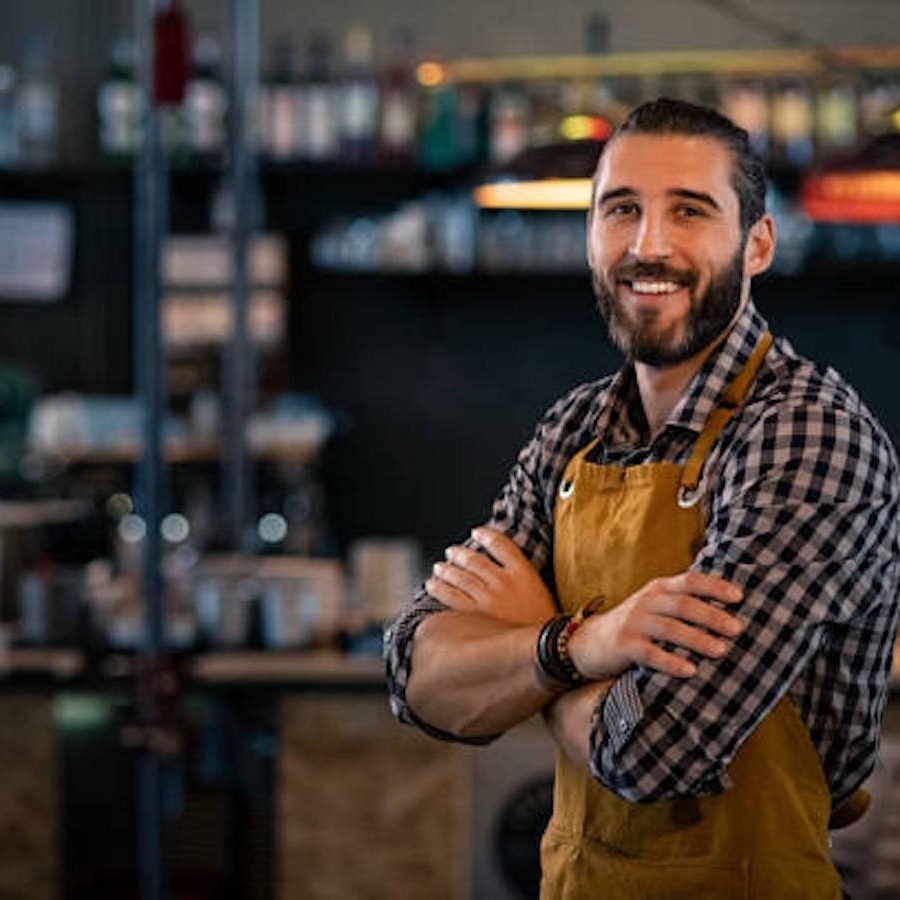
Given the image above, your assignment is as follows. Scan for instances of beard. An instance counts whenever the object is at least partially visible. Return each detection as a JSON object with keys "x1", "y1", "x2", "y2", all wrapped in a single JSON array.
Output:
[{"x1": 592, "y1": 246, "x2": 746, "y2": 367}]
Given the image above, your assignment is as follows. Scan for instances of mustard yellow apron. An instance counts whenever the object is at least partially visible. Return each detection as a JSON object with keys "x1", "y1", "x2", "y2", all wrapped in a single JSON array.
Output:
[{"x1": 542, "y1": 332, "x2": 844, "y2": 899}]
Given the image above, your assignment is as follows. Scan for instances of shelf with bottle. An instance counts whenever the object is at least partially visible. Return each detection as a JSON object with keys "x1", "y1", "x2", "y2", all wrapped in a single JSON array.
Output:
[
  {"x1": 306, "y1": 176, "x2": 900, "y2": 280},
  {"x1": 24, "y1": 390, "x2": 334, "y2": 471},
  {"x1": 3, "y1": 530, "x2": 415, "y2": 672}
]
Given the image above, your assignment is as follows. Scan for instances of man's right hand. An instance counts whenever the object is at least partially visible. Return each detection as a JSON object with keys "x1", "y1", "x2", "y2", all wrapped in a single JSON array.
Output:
[{"x1": 568, "y1": 572, "x2": 745, "y2": 680}]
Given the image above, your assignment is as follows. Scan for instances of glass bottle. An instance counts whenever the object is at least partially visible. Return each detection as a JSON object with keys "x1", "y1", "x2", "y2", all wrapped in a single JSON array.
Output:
[
  {"x1": 770, "y1": 79, "x2": 814, "y2": 168},
  {"x1": 300, "y1": 33, "x2": 339, "y2": 161},
  {"x1": 0, "y1": 64, "x2": 18, "y2": 167},
  {"x1": 97, "y1": 37, "x2": 143, "y2": 161},
  {"x1": 338, "y1": 24, "x2": 379, "y2": 162},
  {"x1": 15, "y1": 33, "x2": 58, "y2": 167},
  {"x1": 261, "y1": 37, "x2": 301, "y2": 161},
  {"x1": 183, "y1": 33, "x2": 228, "y2": 163},
  {"x1": 722, "y1": 79, "x2": 771, "y2": 161},
  {"x1": 153, "y1": 0, "x2": 191, "y2": 161},
  {"x1": 378, "y1": 27, "x2": 418, "y2": 164},
  {"x1": 489, "y1": 82, "x2": 530, "y2": 165},
  {"x1": 815, "y1": 76, "x2": 859, "y2": 157}
]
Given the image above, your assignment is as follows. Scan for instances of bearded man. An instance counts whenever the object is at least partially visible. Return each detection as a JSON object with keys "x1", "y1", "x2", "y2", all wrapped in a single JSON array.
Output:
[{"x1": 384, "y1": 98, "x2": 900, "y2": 898}]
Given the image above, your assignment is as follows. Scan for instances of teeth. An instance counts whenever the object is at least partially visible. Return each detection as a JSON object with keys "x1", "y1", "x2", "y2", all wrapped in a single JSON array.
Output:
[{"x1": 630, "y1": 281, "x2": 682, "y2": 295}]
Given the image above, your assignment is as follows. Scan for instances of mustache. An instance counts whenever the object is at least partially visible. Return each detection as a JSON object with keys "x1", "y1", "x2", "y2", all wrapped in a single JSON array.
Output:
[{"x1": 613, "y1": 261, "x2": 697, "y2": 287}]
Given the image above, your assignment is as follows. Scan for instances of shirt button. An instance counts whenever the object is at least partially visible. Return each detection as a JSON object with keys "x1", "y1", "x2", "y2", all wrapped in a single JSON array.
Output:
[{"x1": 618, "y1": 719, "x2": 629, "y2": 733}]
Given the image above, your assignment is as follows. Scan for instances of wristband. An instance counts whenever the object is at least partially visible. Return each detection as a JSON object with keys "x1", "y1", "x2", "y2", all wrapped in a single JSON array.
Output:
[
  {"x1": 533, "y1": 615, "x2": 572, "y2": 692},
  {"x1": 533, "y1": 596, "x2": 606, "y2": 693}
]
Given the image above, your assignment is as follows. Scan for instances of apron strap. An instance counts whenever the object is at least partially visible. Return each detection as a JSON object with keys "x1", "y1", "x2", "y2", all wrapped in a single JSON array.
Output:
[{"x1": 679, "y1": 331, "x2": 774, "y2": 506}]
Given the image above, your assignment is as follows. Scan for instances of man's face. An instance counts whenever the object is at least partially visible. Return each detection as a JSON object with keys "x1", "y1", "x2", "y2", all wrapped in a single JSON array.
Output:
[{"x1": 587, "y1": 133, "x2": 750, "y2": 367}]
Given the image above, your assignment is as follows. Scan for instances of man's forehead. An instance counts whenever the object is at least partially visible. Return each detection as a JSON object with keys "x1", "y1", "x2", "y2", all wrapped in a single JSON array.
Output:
[{"x1": 595, "y1": 132, "x2": 737, "y2": 202}]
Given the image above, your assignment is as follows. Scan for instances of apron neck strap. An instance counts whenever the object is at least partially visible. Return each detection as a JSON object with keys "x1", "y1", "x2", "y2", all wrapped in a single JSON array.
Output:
[{"x1": 679, "y1": 331, "x2": 773, "y2": 504}]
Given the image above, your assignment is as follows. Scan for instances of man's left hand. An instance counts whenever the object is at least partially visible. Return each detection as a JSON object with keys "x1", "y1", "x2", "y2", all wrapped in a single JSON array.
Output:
[{"x1": 425, "y1": 527, "x2": 556, "y2": 626}]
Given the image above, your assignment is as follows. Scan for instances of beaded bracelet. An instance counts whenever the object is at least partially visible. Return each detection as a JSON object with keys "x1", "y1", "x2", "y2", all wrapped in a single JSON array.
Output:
[{"x1": 533, "y1": 596, "x2": 606, "y2": 693}]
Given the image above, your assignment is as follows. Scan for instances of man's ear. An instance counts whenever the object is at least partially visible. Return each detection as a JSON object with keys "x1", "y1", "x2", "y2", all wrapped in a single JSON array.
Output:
[{"x1": 743, "y1": 213, "x2": 776, "y2": 278}]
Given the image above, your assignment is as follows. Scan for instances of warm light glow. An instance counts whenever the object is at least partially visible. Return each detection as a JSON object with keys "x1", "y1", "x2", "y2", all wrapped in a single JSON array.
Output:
[
  {"x1": 416, "y1": 61, "x2": 445, "y2": 87},
  {"x1": 892, "y1": 109, "x2": 900, "y2": 132},
  {"x1": 801, "y1": 170, "x2": 900, "y2": 223},
  {"x1": 559, "y1": 115, "x2": 612, "y2": 141},
  {"x1": 474, "y1": 178, "x2": 593, "y2": 210},
  {"x1": 432, "y1": 47, "x2": 900, "y2": 85}
]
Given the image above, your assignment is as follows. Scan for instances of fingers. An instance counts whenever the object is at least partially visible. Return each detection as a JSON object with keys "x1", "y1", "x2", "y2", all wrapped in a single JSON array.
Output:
[
  {"x1": 644, "y1": 615, "x2": 731, "y2": 660},
  {"x1": 653, "y1": 593, "x2": 744, "y2": 638},
  {"x1": 636, "y1": 642, "x2": 697, "y2": 678},
  {"x1": 424, "y1": 575, "x2": 478, "y2": 613},
  {"x1": 430, "y1": 560, "x2": 488, "y2": 598},
  {"x1": 470, "y1": 526, "x2": 528, "y2": 571},
  {"x1": 443, "y1": 544, "x2": 505, "y2": 589},
  {"x1": 662, "y1": 571, "x2": 743, "y2": 603}
]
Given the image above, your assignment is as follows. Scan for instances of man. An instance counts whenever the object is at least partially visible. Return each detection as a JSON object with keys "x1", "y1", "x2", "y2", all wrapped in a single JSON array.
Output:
[{"x1": 384, "y1": 99, "x2": 900, "y2": 898}]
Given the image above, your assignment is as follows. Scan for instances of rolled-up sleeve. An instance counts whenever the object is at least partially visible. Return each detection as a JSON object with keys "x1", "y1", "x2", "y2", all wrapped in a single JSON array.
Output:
[
  {"x1": 589, "y1": 400, "x2": 900, "y2": 805},
  {"x1": 384, "y1": 382, "x2": 602, "y2": 739}
]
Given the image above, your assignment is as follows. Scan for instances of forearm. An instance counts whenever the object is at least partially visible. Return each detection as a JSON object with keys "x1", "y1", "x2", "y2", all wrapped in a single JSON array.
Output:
[
  {"x1": 542, "y1": 680, "x2": 613, "y2": 768},
  {"x1": 406, "y1": 610, "x2": 552, "y2": 739}
]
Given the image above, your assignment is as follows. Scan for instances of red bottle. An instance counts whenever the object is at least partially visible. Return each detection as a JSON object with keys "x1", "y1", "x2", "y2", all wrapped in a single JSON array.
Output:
[{"x1": 154, "y1": 0, "x2": 190, "y2": 106}]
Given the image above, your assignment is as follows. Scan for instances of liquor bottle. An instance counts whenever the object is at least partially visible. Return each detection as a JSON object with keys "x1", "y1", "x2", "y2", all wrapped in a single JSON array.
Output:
[
  {"x1": 770, "y1": 79, "x2": 814, "y2": 168},
  {"x1": 584, "y1": 9, "x2": 619, "y2": 123},
  {"x1": 338, "y1": 23, "x2": 379, "y2": 162},
  {"x1": 815, "y1": 77, "x2": 859, "y2": 156},
  {"x1": 15, "y1": 33, "x2": 58, "y2": 167},
  {"x1": 153, "y1": 0, "x2": 191, "y2": 160},
  {"x1": 531, "y1": 80, "x2": 564, "y2": 147},
  {"x1": 860, "y1": 73, "x2": 899, "y2": 137},
  {"x1": 0, "y1": 64, "x2": 18, "y2": 167},
  {"x1": 261, "y1": 37, "x2": 301, "y2": 161},
  {"x1": 454, "y1": 84, "x2": 488, "y2": 166},
  {"x1": 420, "y1": 79, "x2": 459, "y2": 170},
  {"x1": 300, "y1": 33, "x2": 339, "y2": 161},
  {"x1": 378, "y1": 27, "x2": 418, "y2": 163},
  {"x1": 722, "y1": 80, "x2": 771, "y2": 160},
  {"x1": 97, "y1": 37, "x2": 143, "y2": 160},
  {"x1": 489, "y1": 82, "x2": 530, "y2": 164},
  {"x1": 183, "y1": 34, "x2": 228, "y2": 162}
]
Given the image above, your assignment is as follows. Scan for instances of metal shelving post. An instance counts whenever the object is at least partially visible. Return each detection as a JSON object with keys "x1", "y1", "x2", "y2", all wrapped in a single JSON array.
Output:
[
  {"x1": 224, "y1": 0, "x2": 260, "y2": 552},
  {"x1": 134, "y1": 0, "x2": 168, "y2": 898}
]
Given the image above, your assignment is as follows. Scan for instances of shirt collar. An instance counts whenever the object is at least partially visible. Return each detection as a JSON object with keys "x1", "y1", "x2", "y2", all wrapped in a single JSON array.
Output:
[
  {"x1": 593, "y1": 298, "x2": 771, "y2": 446},
  {"x1": 665, "y1": 298, "x2": 770, "y2": 434}
]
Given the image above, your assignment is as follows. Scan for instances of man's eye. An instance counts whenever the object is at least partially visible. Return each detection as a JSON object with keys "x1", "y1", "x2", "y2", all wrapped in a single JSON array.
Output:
[
  {"x1": 677, "y1": 205, "x2": 703, "y2": 218},
  {"x1": 605, "y1": 203, "x2": 638, "y2": 217}
]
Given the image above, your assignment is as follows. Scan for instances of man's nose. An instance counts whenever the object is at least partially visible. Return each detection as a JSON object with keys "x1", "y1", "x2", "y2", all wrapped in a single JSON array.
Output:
[{"x1": 630, "y1": 212, "x2": 672, "y2": 259}]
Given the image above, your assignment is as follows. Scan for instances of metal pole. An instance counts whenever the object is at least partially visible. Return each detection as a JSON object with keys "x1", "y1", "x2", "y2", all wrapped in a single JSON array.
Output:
[
  {"x1": 224, "y1": 0, "x2": 259, "y2": 552},
  {"x1": 134, "y1": 0, "x2": 167, "y2": 897}
]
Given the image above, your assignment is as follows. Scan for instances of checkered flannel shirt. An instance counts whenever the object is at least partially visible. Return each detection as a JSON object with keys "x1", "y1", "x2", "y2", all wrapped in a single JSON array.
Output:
[{"x1": 384, "y1": 299, "x2": 900, "y2": 807}]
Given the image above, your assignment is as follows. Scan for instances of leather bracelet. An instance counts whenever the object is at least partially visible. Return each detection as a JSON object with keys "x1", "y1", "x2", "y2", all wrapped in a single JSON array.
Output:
[
  {"x1": 534, "y1": 613, "x2": 587, "y2": 691},
  {"x1": 555, "y1": 615, "x2": 587, "y2": 684},
  {"x1": 533, "y1": 597, "x2": 606, "y2": 693},
  {"x1": 533, "y1": 616, "x2": 570, "y2": 692}
]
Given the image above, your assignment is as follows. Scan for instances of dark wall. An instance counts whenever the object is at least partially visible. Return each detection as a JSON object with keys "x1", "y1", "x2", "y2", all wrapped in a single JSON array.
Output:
[
  {"x1": 0, "y1": 170, "x2": 133, "y2": 394},
  {"x1": 291, "y1": 265, "x2": 900, "y2": 559}
]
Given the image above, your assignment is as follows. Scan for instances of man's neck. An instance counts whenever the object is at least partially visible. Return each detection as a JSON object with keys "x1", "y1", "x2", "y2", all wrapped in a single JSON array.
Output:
[
  {"x1": 634, "y1": 319, "x2": 737, "y2": 437},
  {"x1": 634, "y1": 352, "x2": 709, "y2": 438}
]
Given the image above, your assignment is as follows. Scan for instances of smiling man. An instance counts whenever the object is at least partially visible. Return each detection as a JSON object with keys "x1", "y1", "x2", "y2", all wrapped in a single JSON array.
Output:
[{"x1": 384, "y1": 99, "x2": 900, "y2": 898}]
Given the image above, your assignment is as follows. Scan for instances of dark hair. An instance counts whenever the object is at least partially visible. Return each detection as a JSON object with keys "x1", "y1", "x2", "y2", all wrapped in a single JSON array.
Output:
[{"x1": 599, "y1": 97, "x2": 768, "y2": 233}]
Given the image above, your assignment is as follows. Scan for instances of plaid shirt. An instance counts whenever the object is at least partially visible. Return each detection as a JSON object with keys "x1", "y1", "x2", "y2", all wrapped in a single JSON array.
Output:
[{"x1": 384, "y1": 299, "x2": 900, "y2": 808}]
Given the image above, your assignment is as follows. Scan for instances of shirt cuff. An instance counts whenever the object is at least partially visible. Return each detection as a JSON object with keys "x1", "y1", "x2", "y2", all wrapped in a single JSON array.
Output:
[
  {"x1": 383, "y1": 596, "x2": 499, "y2": 745},
  {"x1": 601, "y1": 668, "x2": 644, "y2": 756},
  {"x1": 591, "y1": 668, "x2": 732, "y2": 801}
]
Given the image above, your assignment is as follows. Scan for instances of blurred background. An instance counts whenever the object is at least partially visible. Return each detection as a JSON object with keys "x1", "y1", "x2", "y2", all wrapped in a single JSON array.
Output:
[{"x1": 0, "y1": 1, "x2": 898, "y2": 898}]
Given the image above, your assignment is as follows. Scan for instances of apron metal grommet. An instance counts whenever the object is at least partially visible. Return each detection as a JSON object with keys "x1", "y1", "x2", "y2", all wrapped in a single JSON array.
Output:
[
  {"x1": 559, "y1": 480, "x2": 575, "y2": 499},
  {"x1": 677, "y1": 484, "x2": 701, "y2": 508}
]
